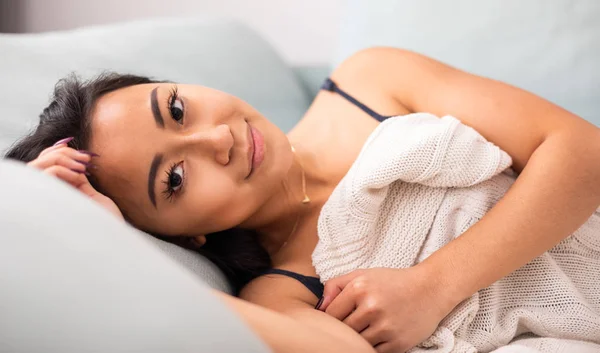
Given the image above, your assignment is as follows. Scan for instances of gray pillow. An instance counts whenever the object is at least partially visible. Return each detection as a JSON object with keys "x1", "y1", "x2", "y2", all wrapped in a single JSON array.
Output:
[
  {"x1": 0, "y1": 18, "x2": 310, "y2": 154},
  {"x1": 0, "y1": 159, "x2": 269, "y2": 353}
]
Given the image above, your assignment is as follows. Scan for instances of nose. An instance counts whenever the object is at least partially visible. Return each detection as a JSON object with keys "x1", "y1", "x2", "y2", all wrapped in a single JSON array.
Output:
[{"x1": 185, "y1": 124, "x2": 234, "y2": 165}]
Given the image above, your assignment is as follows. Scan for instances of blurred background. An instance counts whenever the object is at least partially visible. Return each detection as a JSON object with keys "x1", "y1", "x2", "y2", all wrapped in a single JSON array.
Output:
[{"x1": 0, "y1": 0, "x2": 343, "y2": 65}]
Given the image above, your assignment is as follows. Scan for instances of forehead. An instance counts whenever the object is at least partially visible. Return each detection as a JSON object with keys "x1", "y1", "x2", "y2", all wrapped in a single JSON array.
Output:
[
  {"x1": 92, "y1": 83, "x2": 155, "y2": 133},
  {"x1": 91, "y1": 82, "x2": 153, "y2": 135},
  {"x1": 89, "y1": 83, "x2": 160, "y2": 217}
]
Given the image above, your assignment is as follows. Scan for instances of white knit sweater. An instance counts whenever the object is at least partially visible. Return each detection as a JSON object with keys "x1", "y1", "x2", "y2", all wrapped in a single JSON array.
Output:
[{"x1": 312, "y1": 113, "x2": 600, "y2": 352}]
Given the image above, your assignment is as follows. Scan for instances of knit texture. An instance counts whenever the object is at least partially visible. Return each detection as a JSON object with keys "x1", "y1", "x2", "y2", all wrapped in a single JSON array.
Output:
[{"x1": 312, "y1": 113, "x2": 600, "y2": 352}]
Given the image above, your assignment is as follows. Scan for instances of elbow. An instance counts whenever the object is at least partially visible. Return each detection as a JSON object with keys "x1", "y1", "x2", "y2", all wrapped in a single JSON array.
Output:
[
  {"x1": 580, "y1": 130, "x2": 600, "y2": 190},
  {"x1": 554, "y1": 125, "x2": 600, "y2": 168},
  {"x1": 543, "y1": 126, "x2": 600, "y2": 189}
]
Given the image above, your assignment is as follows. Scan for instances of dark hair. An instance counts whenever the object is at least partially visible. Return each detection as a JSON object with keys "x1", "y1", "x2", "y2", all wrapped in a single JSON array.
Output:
[{"x1": 4, "y1": 72, "x2": 271, "y2": 293}]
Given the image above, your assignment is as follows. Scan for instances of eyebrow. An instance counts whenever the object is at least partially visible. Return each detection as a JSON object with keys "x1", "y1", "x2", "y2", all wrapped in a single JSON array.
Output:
[
  {"x1": 148, "y1": 154, "x2": 164, "y2": 208},
  {"x1": 150, "y1": 86, "x2": 165, "y2": 128}
]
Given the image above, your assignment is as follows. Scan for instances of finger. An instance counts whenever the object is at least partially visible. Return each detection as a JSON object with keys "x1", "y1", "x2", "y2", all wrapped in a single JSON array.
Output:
[
  {"x1": 29, "y1": 148, "x2": 92, "y2": 170},
  {"x1": 361, "y1": 326, "x2": 386, "y2": 347},
  {"x1": 38, "y1": 137, "x2": 75, "y2": 157},
  {"x1": 325, "y1": 285, "x2": 358, "y2": 321},
  {"x1": 77, "y1": 180, "x2": 100, "y2": 198},
  {"x1": 343, "y1": 309, "x2": 371, "y2": 333},
  {"x1": 39, "y1": 144, "x2": 68, "y2": 157},
  {"x1": 68, "y1": 170, "x2": 104, "y2": 200},
  {"x1": 57, "y1": 154, "x2": 91, "y2": 173},
  {"x1": 374, "y1": 342, "x2": 398, "y2": 353},
  {"x1": 34, "y1": 152, "x2": 90, "y2": 173},
  {"x1": 320, "y1": 270, "x2": 364, "y2": 311},
  {"x1": 44, "y1": 165, "x2": 88, "y2": 188}
]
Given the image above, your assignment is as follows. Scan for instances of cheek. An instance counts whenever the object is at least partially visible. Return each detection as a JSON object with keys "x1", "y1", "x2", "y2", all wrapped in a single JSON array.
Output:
[{"x1": 187, "y1": 172, "x2": 247, "y2": 233}]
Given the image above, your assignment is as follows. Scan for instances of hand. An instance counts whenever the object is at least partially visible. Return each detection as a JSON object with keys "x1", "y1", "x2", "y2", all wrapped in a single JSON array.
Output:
[
  {"x1": 28, "y1": 138, "x2": 123, "y2": 219},
  {"x1": 318, "y1": 266, "x2": 455, "y2": 353}
]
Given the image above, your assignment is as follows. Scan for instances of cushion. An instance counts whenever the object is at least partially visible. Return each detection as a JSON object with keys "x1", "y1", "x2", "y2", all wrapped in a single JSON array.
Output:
[
  {"x1": 0, "y1": 18, "x2": 310, "y2": 154},
  {"x1": 0, "y1": 159, "x2": 268, "y2": 352},
  {"x1": 336, "y1": 0, "x2": 600, "y2": 126}
]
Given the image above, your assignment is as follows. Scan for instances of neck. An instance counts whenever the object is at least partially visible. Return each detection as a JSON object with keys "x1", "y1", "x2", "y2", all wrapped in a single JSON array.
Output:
[{"x1": 252, "y1": 143, "x2": 330, "y2": 256}]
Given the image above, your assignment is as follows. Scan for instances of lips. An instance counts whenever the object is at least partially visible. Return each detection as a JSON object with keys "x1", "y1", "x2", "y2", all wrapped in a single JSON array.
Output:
[
  {"x1": 244, "y1": 122, "x2": 265, "y2": 178},
  {"x1": 246, "y1": 123, "x2": 255, "y2": 178}
]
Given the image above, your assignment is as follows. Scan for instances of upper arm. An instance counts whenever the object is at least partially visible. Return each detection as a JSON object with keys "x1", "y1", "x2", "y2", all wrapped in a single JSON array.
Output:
[
  {"x1": 336, "y1": 47, "x2": 598, "y2": 173},
  {"x1": 239, "y1": 276, "x2": 372, "y2": 352}
]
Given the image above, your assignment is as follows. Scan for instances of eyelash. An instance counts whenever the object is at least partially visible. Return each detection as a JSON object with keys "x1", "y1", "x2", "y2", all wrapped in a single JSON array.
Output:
[
  {"x1": 162, "y1": 162, "x2": 184, "y2": 202},
  {"x1": 167, "y1": 85, "x2": 185, "y2": 124}
]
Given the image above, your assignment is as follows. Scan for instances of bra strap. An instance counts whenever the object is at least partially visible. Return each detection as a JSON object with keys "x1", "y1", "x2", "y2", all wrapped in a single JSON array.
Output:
[{"x1": 321, "y1": 77, "x2": 389, "y2": 122}]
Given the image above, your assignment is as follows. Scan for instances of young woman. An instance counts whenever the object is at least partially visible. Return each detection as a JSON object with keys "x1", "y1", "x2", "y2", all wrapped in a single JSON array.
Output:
[{"x1": 6, "y1": 48, "x2": 600, "y2": 353}]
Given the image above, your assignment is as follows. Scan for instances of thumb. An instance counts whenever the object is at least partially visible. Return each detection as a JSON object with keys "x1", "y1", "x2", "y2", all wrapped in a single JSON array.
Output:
[
  {"x1": 318, "y1": 270, "x2": 363, "y2": 311},
  {"x1": 77, "y1": 177, "x2": 98, "y2": 198},
  {"x1": 77, "y1": 177, "x2": 123, "y2": 220}
]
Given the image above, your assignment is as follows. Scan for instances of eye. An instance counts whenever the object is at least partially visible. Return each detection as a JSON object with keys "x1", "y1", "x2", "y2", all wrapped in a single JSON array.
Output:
[
  {"x1": 168, "y1": 86, "x2": 185, "y2": 124},
  {"x1": 162, "y1": 162, "x2": 184, "y2": 201}
]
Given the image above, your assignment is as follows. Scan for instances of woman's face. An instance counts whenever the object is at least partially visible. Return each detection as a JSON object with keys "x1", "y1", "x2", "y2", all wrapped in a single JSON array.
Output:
[{"x1": 89, "y1": 83, "x2": 293, "y2": 236}]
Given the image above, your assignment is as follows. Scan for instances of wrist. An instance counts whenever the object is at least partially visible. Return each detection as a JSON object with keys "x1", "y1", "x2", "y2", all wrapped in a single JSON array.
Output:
[{"x1": 414, "y1": 259, "x2": 468, "y2": 317}]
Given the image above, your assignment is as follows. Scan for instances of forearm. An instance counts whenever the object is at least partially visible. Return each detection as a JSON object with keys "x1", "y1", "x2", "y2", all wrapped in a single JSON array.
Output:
[
  {"x1": 420, "y1": 131, "x2": 600, "y2": 312},
  {"x1": 216, "y1": 290, "x2": 376, "y2": 353}
]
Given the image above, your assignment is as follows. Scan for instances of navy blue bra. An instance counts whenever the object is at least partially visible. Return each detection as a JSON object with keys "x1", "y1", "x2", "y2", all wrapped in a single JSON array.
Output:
[{"x1": 261, "y1": 77, "x2": 392, "y2": 299}]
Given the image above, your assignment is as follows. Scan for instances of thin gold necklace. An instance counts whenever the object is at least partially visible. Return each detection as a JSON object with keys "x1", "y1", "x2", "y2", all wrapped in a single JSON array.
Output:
[
  {"x1": 291, "y1": 145, "x2": 311, "y2": 204},
  {"x1": 282, "y1": 145, "x2": 311, "y2": 249}
]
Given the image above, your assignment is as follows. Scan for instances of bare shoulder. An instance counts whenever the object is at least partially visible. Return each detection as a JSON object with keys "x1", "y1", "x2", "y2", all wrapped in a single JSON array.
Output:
[
  {"x1": 330, "y1": 46, "x2": 457, "y2": 99},
  {"x1": 332, "y1": 47, "x2": 409, "y2": 72},
  {"x1": 330, "y1": 47, "x2": 419, "y2": 86},
  {"x1": 325, "y1": 47, "x2": 413, "y2": 116}
]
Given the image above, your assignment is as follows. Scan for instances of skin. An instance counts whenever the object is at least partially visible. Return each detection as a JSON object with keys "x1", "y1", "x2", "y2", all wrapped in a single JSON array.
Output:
[{"x1": 29, "y1": 47, "x2": 600, "y2": 353}]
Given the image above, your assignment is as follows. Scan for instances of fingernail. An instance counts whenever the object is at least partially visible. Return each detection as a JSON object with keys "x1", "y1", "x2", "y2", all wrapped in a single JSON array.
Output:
[
  {"x1": 314, "y1": 296, "x2": 324, "y2": 310},
  {"x1": 78, "y1": 150, "x2": 100, "y2": 157},
  {"x1": 75, "y1": 161, "x2": 97, "y2": 169},
  {"x1": 53, "y1": 137, "x2": 74, "y2": 146},
  {"x1": 77, "y1": 161, "x2": 98, "y2": 171}
]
